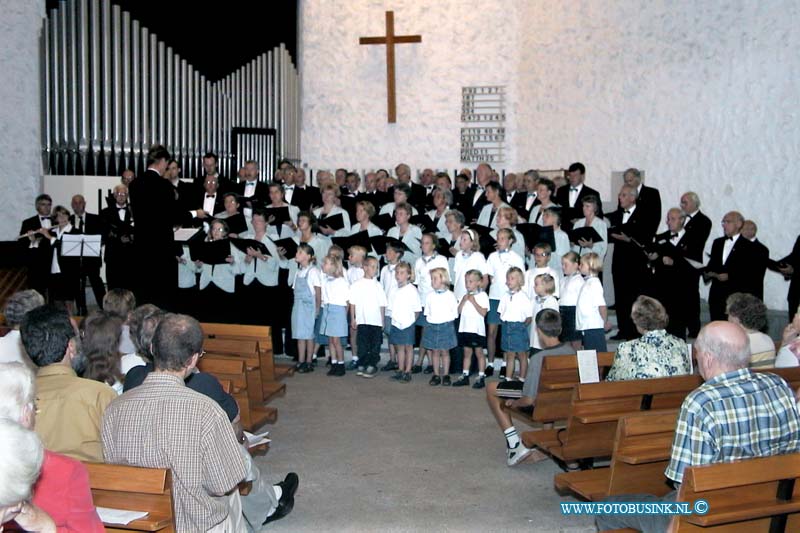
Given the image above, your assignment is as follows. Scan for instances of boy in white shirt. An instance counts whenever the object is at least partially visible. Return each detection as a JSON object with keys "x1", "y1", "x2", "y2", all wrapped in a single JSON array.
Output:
[
  {"x1": 576, "y1": 253, "x2": 610, "y2": 352},
  {"x1": 349, "y1": 257, "x2": 387, "y2": 378}
]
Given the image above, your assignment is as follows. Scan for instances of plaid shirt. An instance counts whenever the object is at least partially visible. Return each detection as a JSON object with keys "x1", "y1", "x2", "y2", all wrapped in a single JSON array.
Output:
[
  {"x1": 665, "y1": 368, "x2": 800, "y2": 484},
  {"x1": 101, "y1": 373, "x2": 247, "y2": 533}
]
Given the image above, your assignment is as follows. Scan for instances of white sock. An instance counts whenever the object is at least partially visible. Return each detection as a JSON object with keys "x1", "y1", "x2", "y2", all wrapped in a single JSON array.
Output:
[
  {"x1": 462, "y1": 370, "x2": 469, "y2": 376},
  {"x1": 504, "y1": 426, "x2": 520, "y2": 449},
  {"x1": 352, "y1": 357, "x2": 359, "y2": 362},
  {"x1": 265, "y1": 485, "x2": 283, "y2": 518},
  {"x1": 486, "y1": 361, "x2": 494, "y2": 368},
  {"x1": 494, "y1": 358, "x2": 505, "y2": 367},
  {"x1": 478, "y1": 372, "x2": 485, "y2": 377}
]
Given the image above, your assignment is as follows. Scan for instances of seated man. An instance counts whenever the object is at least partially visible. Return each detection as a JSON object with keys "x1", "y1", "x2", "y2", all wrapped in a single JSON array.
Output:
[
  {"x1": 0, "y1": 362, "x2": 104, "y2": 531},
  {"x1": 726, "y1": 292, "x2": 775, "y2": 368},
  {"x1": 605, "y1": 295, "x2": 691, "y2": 381},
  {"x1": 21, "y1": 304, "x2": 116, "y2": 462},
  {"x1": 486, "y1": 309, "x2": 575, "y2": 466},
  {"x1": 102, "y1": 313, "x2": 299, "y2": 532},
  {"x1": 595, "y1": 321, "x2": 800, "y2": 532}
]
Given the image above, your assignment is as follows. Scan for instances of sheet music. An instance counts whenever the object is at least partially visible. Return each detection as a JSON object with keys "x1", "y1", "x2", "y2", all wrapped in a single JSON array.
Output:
[
  {"x1": 577, "y1": 350, "x2": 600, "y2": 384},
  {"x1": 685, "y1": 257, "x2": 706, "y2": 270},
  {"x1": 244, "y1": 430, "x2": 271, "y2": 448},
  {"x1": 96, "y1": 507, "x2": 149, "y2": 525},
  {"x1": 61, "y1": 234, "x2": 102, "y2": 257},
  {"x1": 687, "y1": 343, "x2": 694, "y2": 374},
  {"x1": 174, "y1": 228, "x2": 201, "y2": 242}
]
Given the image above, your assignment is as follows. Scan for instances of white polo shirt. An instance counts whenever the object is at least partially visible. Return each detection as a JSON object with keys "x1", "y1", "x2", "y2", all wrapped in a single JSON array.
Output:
[
  {"x1": 498, "y1": 290, "x2": 533, "y2": 323},
  {"x1": 559, "y1": 272, "x2": 584, "y2": 306},
  {"x1": 415, "y1": 253, "x2": 449, "y2": 304},
  {"x1": 458, "y1": 291, "x2": 490, "y2": 336},
  {"x1": 388, "y1": 283, "x2": 422, "y2": 330},
  {"x1": 424, "y1": 290, "x2": 459, "y2": 325},
  {"x1": 530, "y1": 295, "x2": 560, "y2": 349},
  {"x1": 453, "y1": 251, "x2": 487, "y2": 300},
  {"x1": 323, "y1": 276, "x2": 350, "y2": 306},
  {"x1": 349, "y1": 278, "x2": 387, "y2": 327},
  {"x1": 486, "y1": 249, "x2": 525, "y2": 301},
  {"x1": 575, "y1": 276, "x2": 606, "y2": 331}
]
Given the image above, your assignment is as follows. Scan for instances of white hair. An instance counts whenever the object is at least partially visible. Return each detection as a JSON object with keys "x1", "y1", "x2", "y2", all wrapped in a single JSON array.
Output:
[
  {"x1": 0, "y1": 363, "x2": 36, "y2": 423},
  {"x1": 0, "y1": 419, "x2": 44, "y2": 505}
]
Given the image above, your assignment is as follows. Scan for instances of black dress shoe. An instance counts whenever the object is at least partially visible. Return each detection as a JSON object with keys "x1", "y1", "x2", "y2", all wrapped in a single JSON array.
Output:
[
  {"x1": 423, "y1": 365, "x2": 434, "y2": 374},
  {"x1": 484, "y1": 366, "x2": 494, "y2": 377},
  {"x1": 263, "y1": 473, "x2": 299, "y2": 525}
]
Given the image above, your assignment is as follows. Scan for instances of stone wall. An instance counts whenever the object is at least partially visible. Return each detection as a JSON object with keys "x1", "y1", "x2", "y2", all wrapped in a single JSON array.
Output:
[{"x1": 0, "y1": 0, "x2": 45, "y2": 239}]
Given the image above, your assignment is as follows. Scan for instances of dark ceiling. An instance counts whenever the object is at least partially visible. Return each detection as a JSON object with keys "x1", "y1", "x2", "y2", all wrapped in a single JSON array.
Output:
[{"x1": 45, "y1": 0, "x2": 298, "y2": 82}]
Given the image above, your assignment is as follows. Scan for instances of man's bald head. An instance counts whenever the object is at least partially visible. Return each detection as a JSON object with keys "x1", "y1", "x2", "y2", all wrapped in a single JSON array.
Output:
[{"x1": 695, "y1": 321, "x2": 751, "y2": 379}]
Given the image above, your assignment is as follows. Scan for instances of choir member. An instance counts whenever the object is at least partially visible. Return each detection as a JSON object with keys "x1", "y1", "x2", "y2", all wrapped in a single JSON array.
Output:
[
  {"x1": 193, "y1": 219, "x2": 243, "y2": 323},
  {"x1": 570, "y1": 195, "x2": 608, "y2": 261},
  {"x1": 42, "y1": 206, "x2": 80, "y2": 312},
  {"x1": 704, "y1": 211, "x2": 756, "y2": 321},
  {"x1": 69, "y1": 194, "x2": 106, "y2": 315},
  {"x1": 476, "y1": 182, "x2": 510, "y2": 229},
  {"x1": 527, "y1": 178, "x2": 559, "y2": 225},
  {"x1": 387, "y1": 203, "x2": 423, "y2": 266},
  {"x1": 100, "y1": 185, "x2": 135, "y2": 291},
  {"x1": 314, "y1": 184, "x2": 352, "y2": 238},
  {"x1": 679, "y1": 191, "x2": 712, "y2": 337},
  {"x1": 19, "y1": 194, "x2": 54, "y2": 297},
  {"x1": 554, "y1": 162, "x2": 603, "y2": 229},
  {"x1": 265, "y1": 183, "x2": 300, "y2": 240}
]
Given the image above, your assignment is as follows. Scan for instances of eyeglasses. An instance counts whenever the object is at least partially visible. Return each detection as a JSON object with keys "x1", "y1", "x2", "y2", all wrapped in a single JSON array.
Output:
[{"x1": 534, "y1": 252, "x2": 551, "y2": 257}]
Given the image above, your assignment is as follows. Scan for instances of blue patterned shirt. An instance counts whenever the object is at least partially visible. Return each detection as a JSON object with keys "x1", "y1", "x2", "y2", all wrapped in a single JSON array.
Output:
[
  {"x1": 665, "y1": 369, "x2": 800, "y2": 484},
  {"x1": 606, "y1": 329, "x2": 690, "y2": 382}
]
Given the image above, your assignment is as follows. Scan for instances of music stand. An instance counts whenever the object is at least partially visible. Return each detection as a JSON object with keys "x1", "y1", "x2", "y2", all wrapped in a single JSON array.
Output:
[{"x1": 62, "y1": 234, "x2": 102, "y2": 311}]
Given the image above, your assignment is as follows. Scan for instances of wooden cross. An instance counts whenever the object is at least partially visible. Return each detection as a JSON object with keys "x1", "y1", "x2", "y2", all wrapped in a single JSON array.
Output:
[{"x1": 359, "y1": 11, "x2": 422, "y2": 123}]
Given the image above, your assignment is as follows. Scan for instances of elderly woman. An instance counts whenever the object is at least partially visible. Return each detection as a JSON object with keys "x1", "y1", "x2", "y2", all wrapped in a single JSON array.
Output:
[
  {"x1": 726, "y1": 292, "x2": 775, "y2": 368},
  {"x1": 570, "y1": 194, "x2": 608, "y2": 261},
  {"x1": 606, "y1": 296, "x2": 690, "y2": 381},
  {"x1": 314, "y1": 183, "x2": 352, "y2": 237},
  {"x1": 0, "y1": 363, "x2": 104, "y2": 531},
  {"x1": 527, "y1": 178, "x2": 559, "y2": 225},
  {"x1": 426, "y1": 187, "x2": 452, "y2": 237},
  {"x1": 0, "y1": 289, "x2": 45, "y2": 365}
]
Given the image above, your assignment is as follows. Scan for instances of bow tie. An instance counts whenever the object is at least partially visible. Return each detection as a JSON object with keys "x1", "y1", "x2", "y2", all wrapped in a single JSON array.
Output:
[
  {"x1": 670, "y1": 233, "x2": 679, "y2": 239},
  {"x1": 206, "y1": 194, "x2": 215, "y2": 198},
  {"x1": 245, "y1": 181, "x2": 256, "y2": 187},
  {"x1": 498, "y1": 249, "x2": 509, "y2": 254},
  {"x1": 570, "y1": 187, "x2": 579, "y2": 192},
  {"x1": 40, "y1": 216, "x2": 49, "y2": 220},
  {"x1": 528, "y1": 192, "x2": 536, "y2": 197},
  {"x1": 727, "y1": 236, "x2": 734, "y2": 241},
  {"x1": 476, "y1": 186, "x2": 484, "y2": 191},
  {"x1": 624, "y1": 210, "x2": 631, "y2": 215},
  {"x1": 536, "y1": 296, "x2": 546, "y2": 304},
  {"x1": 434, "y1": 289, "x2": 447, "y2": 294},
  {"x1": 685, "y1": 214, "x2": 693, "y2": 220},
  {"x1": 285, "y1": 185, "x2": 294, "y2": 190}
]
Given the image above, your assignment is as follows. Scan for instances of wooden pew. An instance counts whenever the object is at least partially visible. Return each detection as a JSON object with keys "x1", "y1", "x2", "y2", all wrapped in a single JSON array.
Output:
[
  {"x1": 200, "y1": 322, "x2": 295, "y2": 381},
  {"x1": 197, "y1": 356, "x2": 277, "y2": 430},
  {"x1": 85, "y1": 462, "x2": 176, "y2": 533},
  {"x1": 504, "y1": 352, "x2": 616, "y2": 428},
  {"x1": 673, "y1": 453, "x2": 800, "y2": 532},
  {"x1": 555, "y1": 410, "x2": 677, "y2": 501},
  {"x1": 523, "y1": 374, "x2": 702, "y2": 466},
  {"x1": 203, "y1": 337, "x2": 286, "y2": 403}
]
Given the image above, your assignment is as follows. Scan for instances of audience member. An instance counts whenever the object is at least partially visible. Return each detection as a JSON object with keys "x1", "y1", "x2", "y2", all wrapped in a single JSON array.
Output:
[
  {"x1": 725, "y1": 292, "x2": 775, "y2": 368},
  {"x1": 0, "y1": 290, "x2": 45, "y2": 365},
  {"x1": 79, "y1": 311, "x2": 124, "y2": 394}
]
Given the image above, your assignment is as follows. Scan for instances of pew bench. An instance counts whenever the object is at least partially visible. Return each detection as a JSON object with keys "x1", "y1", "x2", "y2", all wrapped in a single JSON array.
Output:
[
  {"x1": 85, "y1": 462, "x2": 176, "y2": 533},
  {"x1": 555, "y1": 410, "x2": 677, "y2": 501},
  {"x1": 203, "y1": 336, "x2": 287, "y2": 402},
  {"x1": 523, "y1": 374, "x2": 702, "y2": 466},
  {"x1": 200, "y1": 322, "x2": 296, "y2": 381}
]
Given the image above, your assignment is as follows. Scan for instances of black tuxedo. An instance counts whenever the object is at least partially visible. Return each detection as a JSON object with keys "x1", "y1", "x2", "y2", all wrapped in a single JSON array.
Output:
[
  {"x1": 555, "y1": 183, "x2": 603, "y2": 229},
  {"x1": 618, "y1": 185, "x2": 661, "y2": 236},
  {"x1": 237, "y1": 180, "x2": 269, "y2": 208},
  {"x1": 706, "y1": 235, "x2": 757, "y2": 320},
  {"x1": 296, "y1": 185, "x2": 321, "y2": 211},
  {"x1": 681, "y1": 210, "x2": 711, "y2": 335},
  {"x1": 749, "y1": 238, "x2": 769, "y2": 301},
  {"x1": 779, "y1": 236, "x2": 800, "y2": 320},
  {"x1": 100, "y1": 204, "x2": 136, "y2": 291},
  {"x1": 193, "y1": 174, "x2": 233, "y2": 194},
  {"x1": 607, "y1": 205, "x2": 654, "y2": 339},
  {"x1": 465, "y1": 185, "x2": 490, "y2": 223},
  {"x1": 69, "y1": 212, "x2": 107, "y2": 314},
  {"x1": 356, "y1": 190, "x2": 390, "y2": 212},
  {"x1": 129, "y1": 169, "x2": 194, "y2": 308},
  {"x1": 416, "y1": 184, "x2": 437, "y2": 211},
  {"x1": 19, "y1": 215, "x2": 53, "y2": 297},
  {"x1": 406, "y1": 182, "x2": 427, "y2": 211},
  {"x1": 507, "y1": 191, "x2": 533, "y2": 220},
  {"x1": 648, "y1": 230, "x2": 697, "y2": 339},
  {"x1": 452, "y1": 189, "x2": 474, "y2": 221},
  {"x1": 190, "y1": 192, "x2": 225, "y2": 218}
]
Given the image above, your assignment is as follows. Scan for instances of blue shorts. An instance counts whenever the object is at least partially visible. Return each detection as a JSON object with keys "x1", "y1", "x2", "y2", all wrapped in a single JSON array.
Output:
[
  {"x1": 389, "y1": 324, "x2": 416, "y2": 346},
  {"x1": 487, "y1": 299, "x2": 501, "y2": 325}
]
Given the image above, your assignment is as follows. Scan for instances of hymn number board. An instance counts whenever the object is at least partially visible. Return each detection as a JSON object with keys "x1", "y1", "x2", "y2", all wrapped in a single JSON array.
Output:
[{"x1": 460, "y1": 86, "x2": 506, "y2": 163}]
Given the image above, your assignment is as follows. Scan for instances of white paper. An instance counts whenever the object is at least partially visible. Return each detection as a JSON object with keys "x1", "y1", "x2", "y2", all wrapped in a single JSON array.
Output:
[
  {"x1": 577, "y1": 350, "x2": 600, "y2": 384},
  {"x1": 174, "y1": 228, "x2": 201, "y2": 242},
  {"x1": 244, "y1": 430, "x2": 271, "y2": 448},
  {"x1": 61, "y1": 234, "x2": 102, "y2": 257},
  {"x1": 96, "y1": 506, "x2": 149, "y2": 525},
  {"x1": 687, "y1": 343, "x2": 694, "y2": 374},
  {"x1": 685, "y1": 257, "x2": 706, "y2": 270}
]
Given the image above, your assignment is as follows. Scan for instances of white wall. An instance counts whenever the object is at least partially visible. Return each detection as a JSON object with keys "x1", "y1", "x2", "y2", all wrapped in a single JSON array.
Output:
[
  {"x1": 300, "y1": 0, "x2": 800, "y2": 311},
  {"x1": 0, "y1": 0, "x2": 46, "y2": 240}
]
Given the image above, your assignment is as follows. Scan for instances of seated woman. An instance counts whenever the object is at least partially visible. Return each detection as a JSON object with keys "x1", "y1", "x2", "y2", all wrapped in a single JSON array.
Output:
[
  {"x1": 80, "y1": 311, "x2": 124, "y2": 394},
  {"x1": 605, "y1": 295, "x2": 691, "y2": 381},
  {"x1": 726, "y1": 292, "x2": 776, "y2": 368},
  {"x1": 0, "y1": 289, "x2": 45, "y2": 366},
  {"x1": 0, "y1": 363, "x2": 104, "y2": 532},
  {"x1": 776, "y1": 307, "x2": 800, "y2": 368}
]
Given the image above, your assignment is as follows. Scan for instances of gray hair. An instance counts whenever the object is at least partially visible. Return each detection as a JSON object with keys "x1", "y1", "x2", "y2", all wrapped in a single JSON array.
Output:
[
  {"x1": 682, "y1": 191, "x2": 701, "y2": 209},
  {"x1": 0, "y1": 418, "x2": 44, "y2": 506},
  {"x1": 695, "y1": 322, "x2": 751, "y2": 369},
  {"x1": 0, "y1": 363, "x2": 35, "y2": 423},
  {"x1": 436, "y1": 187, "x2": 454, "y2": 206},
  {"x1": 444, "y1": 209, "x2": 466, "y2": 227},
  {"x1": 3, "y1": 290, "x2": 45, "y2": 328}
]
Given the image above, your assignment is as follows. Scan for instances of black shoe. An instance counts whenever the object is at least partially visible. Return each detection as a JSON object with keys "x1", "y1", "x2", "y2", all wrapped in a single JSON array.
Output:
[
  {"x1": 326, "y1": 365, "x2": 337, "y2": 376},
  {"x1": 411, "y1": 365, "x2": 422, "y2": 374},
  {"x1": 472, "y1": 376, "x2": 486, "y2": 389},
  {"x1": 429, "y1": 375, "x2": 441, "y2": 386},
  {"x1": 334, "y1": 364, "x2": 346, "y2": 376},
  {"x1": 442, "y1": 375, "x2": 451, "y2": 386},
  {"x1": 423, "y1": 365, "x2": 434, "y2": 374},
  {"x1": 484, "y1": 366, "x2": 494, "y2": 377},
  {"x1": 390, "y1": 371, "x2": 403, "y2": 381},
  {"x1": 381, "y1": 361, "x2": 399, "y2": 372},
  {"x1": 263, "y1": 473, "x2": 299, "y2": 525},
  {"x1": 325, "y1": 358, "x2": 332, "y2": 367},
  {"x1": 297, "y1": 362, "x2": 309, "y2": 373},
  {"x1": 452, "y1": 375, "x2": 469, "y2": 387}
]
